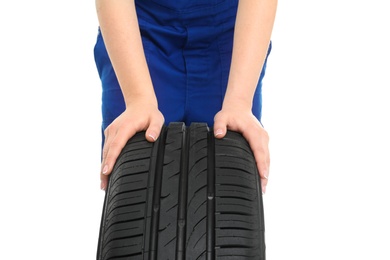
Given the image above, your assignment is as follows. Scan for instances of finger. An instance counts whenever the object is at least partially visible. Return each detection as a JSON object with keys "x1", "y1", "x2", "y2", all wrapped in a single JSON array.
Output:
[
  {"x1": 100, "y1": 126, "x2": 112, "y2": 191},
  {"x1": 243, "y1": 128, "x2": 270, "y2": 192},
  {"x1": 102, "y1": 126, "x2": 137, "y2": 176},
  {"x1": 101, "y1": 126, "x2": 114, "y2": 165},
  {"x1": 100, "y1": 125, "x2": 115, "y2": 185},
  {"x1": 100, "y1": 174, "x2": 108, "y2": 191},
  {"x1": 145, "y1": 114, "x2": 164, "y2": 142},
  {"x1": 260, "y1": 177, "x2": 268, "y2": 194},
  {"x1": 213, "y1": 113, "x2": 228, "y2": 139},
  {"x1": 254, "y1": 148, "x2": 270, "y2": 194},
  {"x1": 252, "y1": 142, "x2": 270, "y2": 180}
]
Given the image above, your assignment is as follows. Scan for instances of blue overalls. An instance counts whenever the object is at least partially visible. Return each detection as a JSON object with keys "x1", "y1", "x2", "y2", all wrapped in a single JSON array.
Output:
[{"x1": 94, "y1": 0, "x2": 271, "y2": 136}]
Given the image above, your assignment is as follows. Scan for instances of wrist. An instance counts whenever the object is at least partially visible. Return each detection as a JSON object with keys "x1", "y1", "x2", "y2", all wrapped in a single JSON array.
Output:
[
  {"x1": 123, "y1": 91, "x2": 158, "y2": 108},
  {"x1": 222, "y1": 93, "x2": 253, "y2": 111}
]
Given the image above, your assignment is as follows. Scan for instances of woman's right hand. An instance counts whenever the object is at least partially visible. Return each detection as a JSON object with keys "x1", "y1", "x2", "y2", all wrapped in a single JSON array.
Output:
[{"x1": 100, "y1": 100, "x2": 164, "y2": 190}]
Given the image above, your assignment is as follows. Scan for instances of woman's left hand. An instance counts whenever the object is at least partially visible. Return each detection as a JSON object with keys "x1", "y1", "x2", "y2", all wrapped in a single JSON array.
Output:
[{"x1": 214, "y1": 102, "x2": 270, "y2": 194}]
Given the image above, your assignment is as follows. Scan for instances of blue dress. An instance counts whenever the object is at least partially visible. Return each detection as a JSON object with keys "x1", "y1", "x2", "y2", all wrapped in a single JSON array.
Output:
[{"x1": 94, "y1": 0, "x2": 271, "y2": 134}]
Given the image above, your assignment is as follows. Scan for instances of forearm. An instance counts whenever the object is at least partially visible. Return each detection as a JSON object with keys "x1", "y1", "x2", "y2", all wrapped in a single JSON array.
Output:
[
  {"x1": 95, "y1": 0, "x2": 156, "y2": 105},
  {"x1": 224, "y1": 0, "x2": 277, "y2": 108}
]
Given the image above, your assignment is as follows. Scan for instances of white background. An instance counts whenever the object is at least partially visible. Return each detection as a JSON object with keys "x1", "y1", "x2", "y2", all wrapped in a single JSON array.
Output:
[{"x1": 1, "y1": 0, "x2": 389, "y2": 259}]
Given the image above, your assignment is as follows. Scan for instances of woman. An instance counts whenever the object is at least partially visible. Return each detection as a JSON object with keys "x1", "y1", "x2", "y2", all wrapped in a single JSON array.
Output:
[{"x1": 94, "y1": 0, "x2": 277, "y2": 193}]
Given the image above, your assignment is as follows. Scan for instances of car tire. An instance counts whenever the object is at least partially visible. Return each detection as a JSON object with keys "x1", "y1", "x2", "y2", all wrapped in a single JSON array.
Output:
[{"x1": 97, "y1": 122, "x2": 266, "y2": 260}]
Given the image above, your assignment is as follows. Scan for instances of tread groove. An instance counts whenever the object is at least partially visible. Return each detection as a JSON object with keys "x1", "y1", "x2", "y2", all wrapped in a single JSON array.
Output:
[
  {"x1": 175, "y1": 125, "x2": 189, "y2": 260},
  {"x1": 206, "y1": 130, "x2": 215, "y2": 260},
  {"x1": 148, "y1": 129, "x2": 167, "y2": 260}
]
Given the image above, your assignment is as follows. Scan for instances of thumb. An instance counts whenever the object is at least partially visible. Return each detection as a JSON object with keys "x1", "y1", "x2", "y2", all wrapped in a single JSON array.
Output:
[
  {"x1": 145, "y1": 117, "x2": 164, "y2": 142},
  {"x1": 213, "y1": 113, "x2": 228, "y2": 139}
]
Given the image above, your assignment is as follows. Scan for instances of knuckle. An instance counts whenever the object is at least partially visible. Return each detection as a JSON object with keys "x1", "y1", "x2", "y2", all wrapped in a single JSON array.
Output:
[
  {"x1": 256, "y1": 156, "x2": 269, "y2": 170},
  {"x1": 258, "y1": 127, "x2": 269, "y2": 139},
  {"x1": 104, "y1": 127, "x2": 110, "y2": 137},
  {"x1": 108, "y1": 140, "x2": 121, "y2": 151},
  {"x1": 102, "y1": 147, "x2": 109, "y2": 158}
]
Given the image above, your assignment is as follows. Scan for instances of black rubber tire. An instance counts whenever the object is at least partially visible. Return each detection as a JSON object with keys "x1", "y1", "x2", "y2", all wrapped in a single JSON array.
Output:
[{"x1": 96, "y1": 122, "x2": 266, "y2": 260}]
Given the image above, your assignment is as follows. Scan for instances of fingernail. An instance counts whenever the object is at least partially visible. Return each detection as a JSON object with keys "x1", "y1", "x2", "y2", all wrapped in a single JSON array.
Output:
[
  {"x1": 100, "y1": 182, "x2": 106, "y2": 191},
  {"x1": 102, "y1": 165, "x2": 108, "y2": 175},
  {"x1": 215, "y1": 129, "x2": 223, "y2": 137},
  {"x1": 264, "y1": 170, "x2": 269, "y2": 180},
  {"x1": 262, "y1": 186, "x2": 266, "y2": 195},
  {"x1": 148, "y1": 133, "x2": 157, "y2": 141}
]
